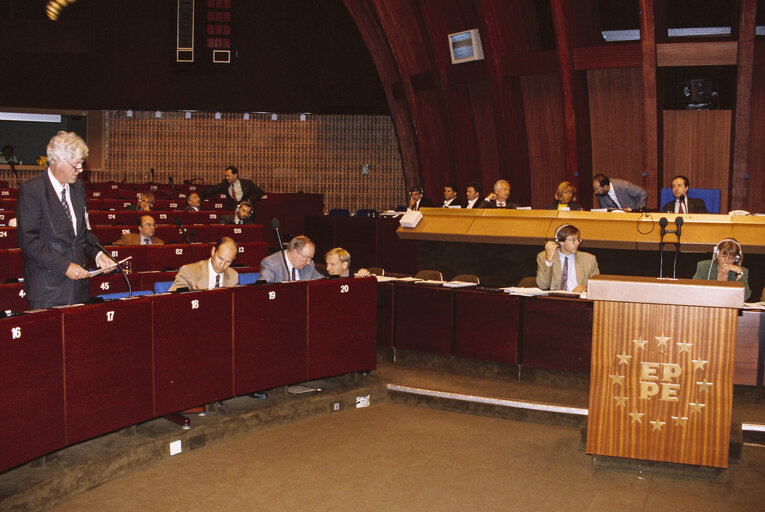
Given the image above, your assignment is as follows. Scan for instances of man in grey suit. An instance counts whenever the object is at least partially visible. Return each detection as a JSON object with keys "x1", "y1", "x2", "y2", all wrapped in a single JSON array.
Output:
[
  {"x1": 259, "y1": 235, "x2": 324, "y2": 283},
  {"x1": 592, "y1": 173, "x2": 648, "y2": 212},
  {"x1": 536, "y1": 224, "x2": 599, "y2": 293},
  {"x1": 17, "y1": 131, "x2": 112, "y2": 309}
]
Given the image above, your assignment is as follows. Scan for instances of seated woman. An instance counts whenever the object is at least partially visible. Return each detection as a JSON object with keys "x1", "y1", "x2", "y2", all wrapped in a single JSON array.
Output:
[
  {"x1": 692, "y1": 239, "x2": 751, "y2": 300},
  {"x1": 545, "y1": 181, "x2": 583, "y2": 211}
]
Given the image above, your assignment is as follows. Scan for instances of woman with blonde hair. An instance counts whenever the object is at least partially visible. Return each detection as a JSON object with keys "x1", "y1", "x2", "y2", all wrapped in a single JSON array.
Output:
[{"x1": 545, "y1": 181, "x2": 583, "y2": 210}]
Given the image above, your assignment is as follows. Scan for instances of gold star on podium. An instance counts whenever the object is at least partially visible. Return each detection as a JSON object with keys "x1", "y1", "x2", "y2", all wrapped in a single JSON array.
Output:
[
  {"x1": 629, "y1": 412, "x2": 644, "y2": 423},
  {"x1": 650, "y1": 419, "x2": 666, "y2": 431},
  {"x1": 676, "y1": 341, "x2": 693, "y2": 354},
  {"x1": 632, "y1": 338, "x2": 648, "y2": 350},
  {"x1": 692, "y1": 360, "x2": 708, "y2": 371},
  {"x1": 616, "y1": 354, "x2": 632, "y2": 365},
  {"x1": 609, "y1": 374, "x2": 625, "y2": 385},
  {"x1": 672, "y1": 416, "x2": 688, "y2": 427},
  {"x1": 614, "y1": 396, "x2": 628, "y2": 407},
  {"x1": 697, "y1": 381, "x2": 713, "y2": 392},
  {"x1": 655, "y1": 335, "x2": 671, "y2": 348},
  {"x1": 689, "y1": 402, "x2": 706, "y2": 414}
]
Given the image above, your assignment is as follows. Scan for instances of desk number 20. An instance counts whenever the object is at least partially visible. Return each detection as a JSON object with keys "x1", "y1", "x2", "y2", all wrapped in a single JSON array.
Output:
[{"x1": 340, "y1": 284, "x2": 349, "y2": 293}]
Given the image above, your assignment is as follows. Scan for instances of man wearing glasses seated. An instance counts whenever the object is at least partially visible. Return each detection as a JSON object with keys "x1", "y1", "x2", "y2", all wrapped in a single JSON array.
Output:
[
  {"x1": 259, "y1": 235, "x2": 324, "y2": 283},
  {"x1": 536, "y1": 224, "x2": 599, "y2": 294}
]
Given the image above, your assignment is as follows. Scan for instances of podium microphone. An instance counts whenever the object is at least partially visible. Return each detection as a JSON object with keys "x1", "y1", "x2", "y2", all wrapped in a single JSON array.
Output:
[
  {"x1": 174, "y1": 217, "x2": 197, "y2": 262},
  {"x1": 658, "y1": 217, "x2": 669, "y2": 277},
  {"x1": 86, "y1": 231, "x2": 132, "y2": 298},
  {"x1": 271, "y1": 217, "x2": 290, "y2": 280},
  {"x1": 671, "y1": 216, "x2": 684, "y2": 278}
]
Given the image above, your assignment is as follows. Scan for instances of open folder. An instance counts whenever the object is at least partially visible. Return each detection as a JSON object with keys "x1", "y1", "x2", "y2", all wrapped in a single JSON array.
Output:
[{"x1": 88, "y1": 256, "x2": 132, "y2": 277}]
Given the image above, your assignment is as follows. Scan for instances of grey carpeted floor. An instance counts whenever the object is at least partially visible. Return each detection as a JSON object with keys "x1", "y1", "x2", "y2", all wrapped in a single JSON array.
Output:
[{"x1": 47, "y1": 402, "x2": 765, "y2": 512}]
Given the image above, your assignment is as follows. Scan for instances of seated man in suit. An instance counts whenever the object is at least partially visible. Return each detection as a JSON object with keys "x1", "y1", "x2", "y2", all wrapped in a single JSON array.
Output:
[
  {"x1": 536, "y1": 224, "x2": 599, "y2": 294},
  {"x1": 125, "y1": 191, "x2": 154, "y2": 212},
  {"x1": 184, "y1": 192, "x2": 202, "y2": 211},
  {"x1": 202, "y1": 166, "x2": 266, "y2": 210},
  {"x1": 221, "y1": 200, "x2": 255, "y2": 225},
  {"x1": 407, "y1": 185, "x2": 433, "y2": 211},
  {"x1": 465, "y1": 182, "x2": 482, "y2": 209},
  {"x1": 168, "y1": 237, "x2": 239, "y2": 291},
  {"x1": 324, "y1": 247, "x2": 371, "y2": 278},
  {"x1": 592, "y1": 173, "x2": 647, "y2": 212},
  {"x1": 661, "y1": 175, "x2": 708, "y2": 214},
  {"x1": 259, "y1": 235, "x2": 324, "y2": 283},
  {"x1": 442, "y1": 182, "x2": 463, "y2": 208},
  {"x1": 112, "y1": 215, "x2": 164, "y2": 245},
  {"x1": 478, "y1": 179, "x2": 519, "y2": 209}
]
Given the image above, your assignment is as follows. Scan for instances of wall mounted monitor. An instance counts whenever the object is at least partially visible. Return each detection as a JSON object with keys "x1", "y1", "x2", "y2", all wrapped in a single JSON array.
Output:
[{"x1": 448, "y1": 29, "x2": 484, "y2": 64}]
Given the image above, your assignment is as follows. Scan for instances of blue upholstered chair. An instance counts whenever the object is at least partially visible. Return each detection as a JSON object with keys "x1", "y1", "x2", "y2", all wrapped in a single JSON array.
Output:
[{"x1": 659, "y1": 188, "x2": 720, "y2": 214}]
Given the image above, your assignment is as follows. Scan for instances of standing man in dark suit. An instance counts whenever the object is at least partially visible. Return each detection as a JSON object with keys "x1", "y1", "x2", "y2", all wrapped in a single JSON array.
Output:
[
  {"x1": 478, "y1": 179, "x2": 519, "y2": 209},
  {"x1": 17, "y1": 131, "x2": 112, "y2": 309},
  {"x1": 442, "y1": 183, "x2": 463, "y2": 208},
  {"x1": 661, "y1": 175, "x2": 708, "y2": 214},
  {"x1": 407, "y1": 185, "x2": 433, "y2": 211},
  {"x1": 202, "y1": 166, "x2": 266, "y2": 210}
]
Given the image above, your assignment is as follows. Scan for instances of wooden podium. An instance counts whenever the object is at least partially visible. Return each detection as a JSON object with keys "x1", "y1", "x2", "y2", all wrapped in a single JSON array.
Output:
[{"x1": 586, "y1": 275, "x2": 744, "y2": 468}]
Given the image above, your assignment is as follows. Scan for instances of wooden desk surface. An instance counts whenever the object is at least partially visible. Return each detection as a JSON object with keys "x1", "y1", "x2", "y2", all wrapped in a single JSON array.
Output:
[{"x1": 397, "y1": 208, "x2": 765, "y2": 253}]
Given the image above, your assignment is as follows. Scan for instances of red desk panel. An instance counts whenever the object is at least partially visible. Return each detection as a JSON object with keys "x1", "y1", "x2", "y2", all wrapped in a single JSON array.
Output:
[
  {"x1": 102, "y1": 245, "x2": 148, "y2": 273},
  {"x1": 0, "y1": 188, "x2": 18, "y2": 198},
  {"x1": 152, "y1": 210, "x2": 187, "y2": 225},
  {"x1": 521, "y1": 296, "x2": 593, "y2": 372},
  {"x1": 62, "y1": 299, "x2": 154, "y2": 444},
  {"x1": 235, "y1": 242, "x2": 269, "y2": 268},
  {"x1": 7, "y1": 248, "x2": 24, "y2": 279},
  {"x1": 394, "y1": 284, "x2": 454, "y2": 355},
  {"x1": 454, "y1": 289, "x2": 520, "y2": 364},
  {"x1": 90, "y1": 272, "x2": 142, "y2": 297},
  {"x1": 307, "y1": 277, "x2": 377, "y2": 379},
  {"x1": 233, "y1": 282, "x2": 307, "y2": 394},
  {"x1": 0, "y1": 249, "x2": 8, "y2": 282},
  {"x1": 146, "y1": 244, "x2": 198, "y2": 271},
  {"x1": 252, "y1": 198, "x2": 284, "y2": 248},
  {"x1": 0, "y1": 227, "x2": 18, "y2": 249},
  {"x1": 94, "y1": 225, "x2": 136, "y2": 245},
  {"x1": 139, "y1": 270, "x2": 179, "y2": 291},
  {"x1": 153, "y1": 289, "x2": 234, "y2": 415},
  {"x1": 0, "y1": 210, "x2": 12, "y2": 226},
  {"x1": 377, "y1": 282, "x2": 395, "y2": 348},
  {"x1": 209, "y1": 224, "x2": 264, "y2": 244},
  {"x1": 376, "y1": 218, "x2": 418, "y2": 275},
  {"x1": 334, "y1": 217, "x2": 377, "y2": 269},
  {"x1": 153, "y1": 224, "x2": 205, "y2": 245},
  {"x1": 0, "y1": 282, "x2": 29, "y2": 313},
  {"x1": 0, "y1": 309, "x2": 65, "y2": 473},
  {"x1": 88, "y1": 210, "x2": 138, "y2": 226}
]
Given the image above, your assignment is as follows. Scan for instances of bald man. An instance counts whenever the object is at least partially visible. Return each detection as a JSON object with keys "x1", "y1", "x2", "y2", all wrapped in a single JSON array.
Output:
[{"x1": 169, "y1": 237, "x2": 239, "y2": 291}]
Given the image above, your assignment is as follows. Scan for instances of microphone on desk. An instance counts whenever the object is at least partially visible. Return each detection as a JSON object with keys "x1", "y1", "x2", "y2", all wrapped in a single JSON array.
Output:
[
  {"x1": 86, "y1": 230, "x2": 133, "y2": 298},
  {"x1": 174, "y1": 217, "x2": 198, "y2": 263},
  {"x1": 271, "y1": 217, "x2": 291, "y2": 280},
  {"x1": 671, "y1": 216, "x2": 684, "y2": 278},
  {"x1": 658, "y1": 217, "x2": 669, "y2": 277}
]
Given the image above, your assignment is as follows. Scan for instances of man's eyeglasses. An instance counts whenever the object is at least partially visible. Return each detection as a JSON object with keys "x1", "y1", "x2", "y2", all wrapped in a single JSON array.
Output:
[
  {"x1": 66, "y1": 160, "x2": 84, "y2": 172},
  {"x1": 296, "y1": 251, "x2": 313, "y2": 262}
]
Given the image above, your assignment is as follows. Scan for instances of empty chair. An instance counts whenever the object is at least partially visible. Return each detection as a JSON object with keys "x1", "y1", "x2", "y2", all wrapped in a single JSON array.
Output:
[
  {"x1": 355, "y1": 209, "x2": 378, "y2": 217},
  {"x1": 415, "y1": 269, "x2": 443, "y2": 281},
  {"x1": 368, "y1": 266, "x2": 384, "y2": 276},
  {"x1": 329, "y1": 209, "x2": 350, "y2": 216},
  {"x1": 452, "y1": 273, "x2": 480, "y2": 284},
  {"x1": 238, "y1": 272, "x2": 260, "y2": 285},
  {"x1": 517, "y1": 276, "x2": 538, "y2": 288}
]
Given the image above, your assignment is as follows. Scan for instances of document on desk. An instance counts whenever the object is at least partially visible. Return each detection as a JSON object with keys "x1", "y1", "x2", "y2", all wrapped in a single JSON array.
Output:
[
  {"x1": 88, "y1": 257, "x2": 132, "y2": 277},
  {"x1": 443, "y1": 281, "x2": 478, "y2": 288},
  {"x1": 501, "y1": 286, "x2": 547, "y2": 296}
]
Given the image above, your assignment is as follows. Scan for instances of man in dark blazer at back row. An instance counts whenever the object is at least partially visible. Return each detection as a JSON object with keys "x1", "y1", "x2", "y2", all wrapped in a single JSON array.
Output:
[
  {"x1": 17, "y1": 131, "x2": 113, "y2": 309},
  {"x1": 202, "y1": 165, "x2": 267, "y2": 210},
  {"x1": 661, "y1": 175, "x2": 708, "y2": 214}
]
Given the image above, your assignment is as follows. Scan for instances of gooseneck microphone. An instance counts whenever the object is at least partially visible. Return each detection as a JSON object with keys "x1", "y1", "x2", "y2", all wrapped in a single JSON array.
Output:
[
  {"x1": 672, "y1": 216, "x2": 684, "y2": 278},
  {"x1": 174, "y1": 217, "x2": 197, "y2": 262},
  {"x1": 271, "y1": 217, "x2": 291, "y2": 280},
  {"x1": 658, "y1": 217, "x2": 669, "y2": 277},
  {"x1": 86, "y1": 230, "x2": 132, "y2": 298}
]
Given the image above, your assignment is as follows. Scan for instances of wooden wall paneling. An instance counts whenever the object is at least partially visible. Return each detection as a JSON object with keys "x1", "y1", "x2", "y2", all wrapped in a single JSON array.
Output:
[
  {"x1": 731, "y1": 0, "x2": 758, "y2": 210},
  {"x1": 551, "y1": 0, "x2": 594, "y2": 200},
  {"x1": 588, "y1": 68, "x2": 645, "y2": 196},
  {"x1": 656, "y1": 42, "x2": 739, "y2": 67},
  {"x1": 639, "y1": 0, "x2": 660, "y2": 209},
  {"x1": 574, "y1": 44, "x2": 642, "y2": 70},
  {"x1": 662, "y1": 110, "x2": 733, "y2": 214},
  {"x1": 344, "y1": 0, "x2": 421, "y2": 196},
  {"x1": 746, "y1": 56, "x2": 765, "y2": 214},
  {"x1": 372, "y1": 0, "x2": 453, "y2": 201},
  {"x1": 520, "y1": 73, "x2": 566, "y2": 208}
]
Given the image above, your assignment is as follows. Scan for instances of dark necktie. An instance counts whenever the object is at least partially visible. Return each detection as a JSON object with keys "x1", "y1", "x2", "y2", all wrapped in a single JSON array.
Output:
[
  {"x1": 561, "y1": 255, "x2": 569, "y2": 291},
  {"x1": 144, "y1": 238, "x2": 150, "y2": 245},
  {"x1": 215, "y1": 274, "x2": 221, "y2": 288},
  {"x1": 61, "y1": 188, "x2": 72, "y2": 221},
  {"x1": 679, "y1": 200, "x2": 686, "y2": 214},
  {"x1": 291, "y1": 267, "x2": 296, "y2": 281},
  {"x1": 497, "y1": 201, "x2": 505, "y2": 208},
  {"x1": 231, "y1": 185, "x2": 238, "y2": 202}
]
